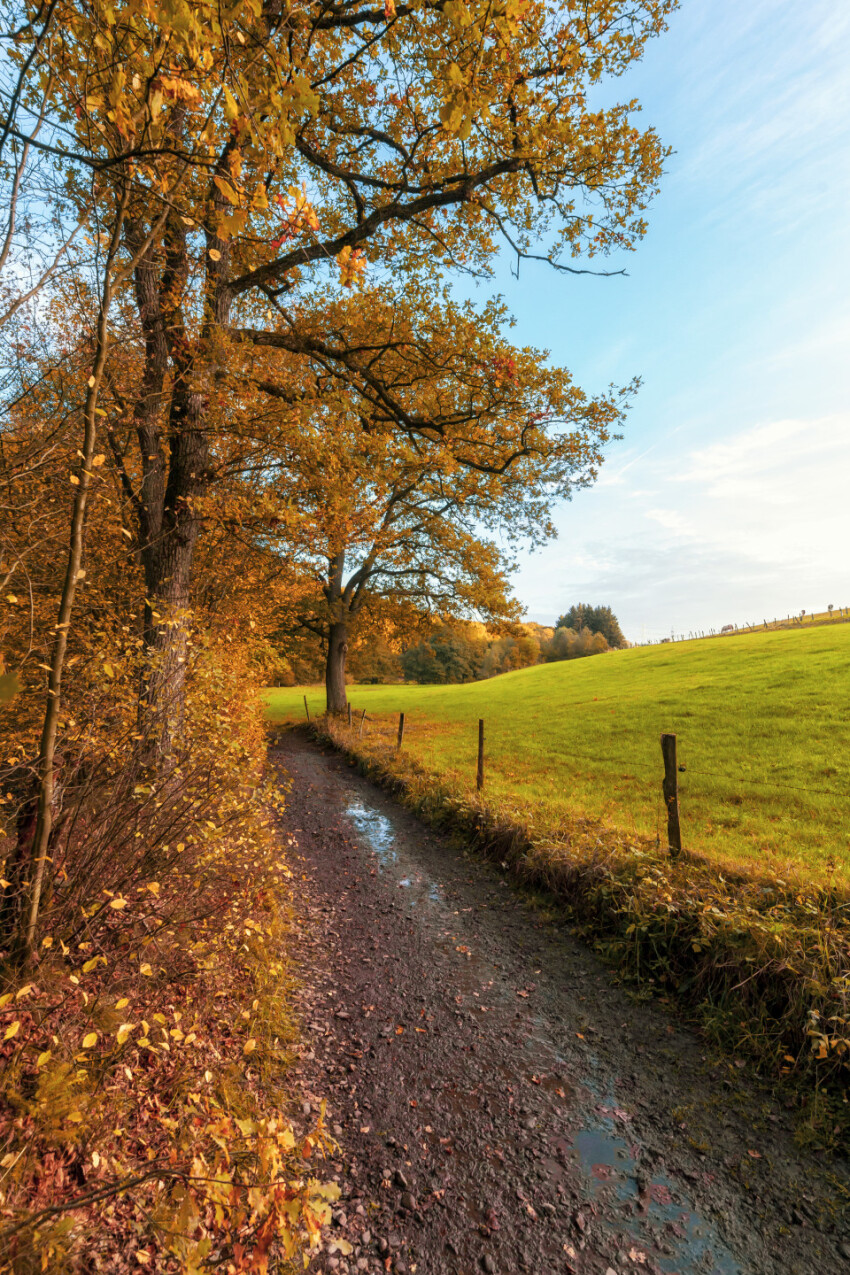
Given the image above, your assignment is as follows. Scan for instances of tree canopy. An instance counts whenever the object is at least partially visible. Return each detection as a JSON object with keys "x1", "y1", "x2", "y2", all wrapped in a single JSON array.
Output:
[{"x1": 556, "y1": 603, "x2": 627, "y2": 648}]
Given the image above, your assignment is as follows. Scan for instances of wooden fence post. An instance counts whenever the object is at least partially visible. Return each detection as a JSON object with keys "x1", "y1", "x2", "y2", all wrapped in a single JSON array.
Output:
[
  {"x1": 396, "y1": 712, "x2": 405, "y2": 750},
  {"x1": 660, "y1": 733, "x2": 682, "y2": 856},
  {"x1": 348, "y1": 703, "x2": 352, "y2": 726},
  {"x1": 358, "y1": 708, "x2": 367, "y2": 737},
  {"x1": 303, "y1": 695, "x2": 310, "y2": 724},
  {"x1": 477, "y1": 719, "x2": 484, "y2": 791}
]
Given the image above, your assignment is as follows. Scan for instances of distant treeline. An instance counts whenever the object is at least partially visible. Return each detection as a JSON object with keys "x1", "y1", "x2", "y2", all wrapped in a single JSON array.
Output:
[
  {"x1": 269, "y1": 606, "x2": 626, "y2": 687},
  {"x1": 394, "y1": 605, "x2": 626, "y2": 685},
  {"x1": 399, "y1": 623, "x2": 615, "y2": 685}
]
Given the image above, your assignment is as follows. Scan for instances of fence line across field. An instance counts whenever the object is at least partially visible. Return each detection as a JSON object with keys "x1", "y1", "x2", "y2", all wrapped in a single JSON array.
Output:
[
  {"x1": 302, "y1": 700, "x2": 845, "y2": 855},
  {"x1": 345, "y1": 709, "x2": 844, "y2": 802}
]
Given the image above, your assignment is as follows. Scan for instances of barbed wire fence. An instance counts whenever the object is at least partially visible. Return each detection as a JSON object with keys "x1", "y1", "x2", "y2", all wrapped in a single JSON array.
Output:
[{"x1": 300, "y1": 697, "x2": 846, "y2": 864}]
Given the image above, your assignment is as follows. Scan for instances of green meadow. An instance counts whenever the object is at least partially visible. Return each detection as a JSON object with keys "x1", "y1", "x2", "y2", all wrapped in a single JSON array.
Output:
[{"x1": 264, "y1": 624, "x2": 850, "y2": 883}]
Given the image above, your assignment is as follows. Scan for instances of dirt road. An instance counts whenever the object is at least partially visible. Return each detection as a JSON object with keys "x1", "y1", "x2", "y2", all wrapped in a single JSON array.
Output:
[{"x1": 274, "y1": 732, "x2": 849, "y2": 1275}]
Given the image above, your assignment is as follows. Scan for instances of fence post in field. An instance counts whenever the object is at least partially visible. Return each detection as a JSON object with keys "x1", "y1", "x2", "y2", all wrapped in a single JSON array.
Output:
[
  {"x1": 397, "y1": 712, "x2": 405, "y2": 751},
  {"x1": 660, "y1": 733, "x2": 682, "y2": 857},
  {"x1": 348, "y1": 703, "x2": 352, "y2": 726},
  {"x1": 358, "y1": 708, "x2": 367, "y2": 737},
  {"x1": 303, "y1": 695, "x2": 311, "y2": 724},
  {"x1": 477, "y1": 719, "x2": 485, "y2": 791}
]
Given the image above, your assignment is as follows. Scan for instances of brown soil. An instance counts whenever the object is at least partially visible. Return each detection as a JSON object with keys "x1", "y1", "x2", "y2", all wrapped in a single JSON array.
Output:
[{"x1": 274, "y1": 731, "x2": 850, "y2": 1275}]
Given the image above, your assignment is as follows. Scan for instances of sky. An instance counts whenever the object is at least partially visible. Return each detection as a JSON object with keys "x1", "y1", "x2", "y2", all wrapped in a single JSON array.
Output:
[{"x1": 492, "y1": 0, "x2": 850, "y2": 643}]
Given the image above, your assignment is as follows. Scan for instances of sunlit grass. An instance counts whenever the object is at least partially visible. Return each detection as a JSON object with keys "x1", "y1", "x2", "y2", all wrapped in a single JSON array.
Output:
[{"x1": 264, "y1": 624, "x2": 850, "y2": 882}]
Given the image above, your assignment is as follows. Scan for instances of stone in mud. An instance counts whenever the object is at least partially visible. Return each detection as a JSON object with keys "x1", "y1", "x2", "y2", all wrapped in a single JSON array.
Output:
[
  {"x1": 481, "y1": 1255, "x2": 497, "y2": 1273},
  {"x1": 394, "y1": 1168, "x2": 409, "y2": 1189}
]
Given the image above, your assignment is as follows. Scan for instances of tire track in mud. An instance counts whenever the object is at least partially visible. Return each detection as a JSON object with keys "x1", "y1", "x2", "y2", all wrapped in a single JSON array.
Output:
[{"x1": 275, "y1": 732, "x2": 850, "y2": 1275}]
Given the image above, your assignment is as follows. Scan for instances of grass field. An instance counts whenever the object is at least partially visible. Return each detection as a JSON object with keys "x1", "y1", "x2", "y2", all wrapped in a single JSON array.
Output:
[{"x1": 264, "y1": 624, "x2": 850, "y2": 883}]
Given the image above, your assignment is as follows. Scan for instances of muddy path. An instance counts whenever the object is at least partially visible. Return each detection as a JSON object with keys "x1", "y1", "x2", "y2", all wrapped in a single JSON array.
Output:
[{"x1": 274, "y1": 732, "x2": 850, "y2": 1275}]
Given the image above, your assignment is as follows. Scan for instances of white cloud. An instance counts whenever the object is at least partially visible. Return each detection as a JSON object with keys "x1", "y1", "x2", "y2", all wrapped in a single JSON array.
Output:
[{"x1": 517, "y1": 412, "x2": 850, "y2": 637}]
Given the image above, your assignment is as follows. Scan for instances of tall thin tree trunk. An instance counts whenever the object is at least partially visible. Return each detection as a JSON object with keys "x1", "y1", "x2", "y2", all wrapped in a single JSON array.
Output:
[
  {"x1": 326, "y1": 621, "x2": 349, "y2": 715},
  {"x1": 17, "y1": 187, "x2": 132, "y2": 964}
]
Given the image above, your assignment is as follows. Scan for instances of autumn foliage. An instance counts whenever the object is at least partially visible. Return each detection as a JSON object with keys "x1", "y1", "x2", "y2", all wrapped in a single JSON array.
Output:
[{"x1": 0, "y1": 0, "x2": 676, "y2": 1263}]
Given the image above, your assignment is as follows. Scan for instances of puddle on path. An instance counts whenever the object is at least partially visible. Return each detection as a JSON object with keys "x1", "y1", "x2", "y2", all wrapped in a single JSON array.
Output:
[
  {"x1": 342, "y1": 791, "x2": 743, "y2": 1275},
  {"x1": 570, "y1": 1107, "x2": 742, "y2": 1275},
  {"x1": 345, "y1": 800, "x2": 398, "y2": 869},
  {"x1": 345, "y1": 798, "x2": 443, "y2": 907}
]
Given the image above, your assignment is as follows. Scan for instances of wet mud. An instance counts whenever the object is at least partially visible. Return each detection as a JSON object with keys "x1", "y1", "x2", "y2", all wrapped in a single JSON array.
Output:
[{"x1": 274, "y1": 732, "x2": 850, "y2": 1275}]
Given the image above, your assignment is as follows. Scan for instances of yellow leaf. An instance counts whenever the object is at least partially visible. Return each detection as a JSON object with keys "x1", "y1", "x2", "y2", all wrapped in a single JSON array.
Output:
[
  {"x1": 108, "y1": 896, "x2": 127, "y2": 909},
  {"x1": 68, "y1": 1111, "x2": 83, "y2": 1124},
  {"x1": 4, "y1": 1021, "x2": 20, "y2": 1041},
  {"x1": 103, "y1": 663, "x2": 115, "y2": 679},
  {"x1": 82, "y1": 1032, "x2": 98, "y2": 1048},
  {"x1": 223, "y1": 85, "x2": 239, "y2": 121},
  {"x1": 0, "y1": 994, "x2": 11, "y2": 1008},
  {"x1": 87, "y1": 375, "x2": 96, "y2": 388},
  {"x1": 36, "y1": 1050, "x2": 51, "y2": 1067},
  {"x1": 243, "y1": 1038, "x2": 257, "y2": 1055},
  {"x1": 208, "y1": 248, "x2": 221, "y2": 262},
  {"x1": 15, "y1": 985, "x2": 34, "y2": 1000},
  {"x1": 116, "y1": 1023, "x2": 135, "y2": 1045},
  {"x1": 70, "y1": 474, "x2": 80, "y2": 485},
  {"x1": 92, "y1": 454, "x2": 106, "y2": 467},
  {"x1": 116, "y1": 998, "x2": 129, "y2": 1009},
  {"x1": 213, "y1": 174, "x2": 240, "y2": 205},
  {"x1": 146, "y1": 882, "x2": 160, "y2": 895},
  {"x1": 139, "y1": 963, "x2": 153, "y2": 976}
]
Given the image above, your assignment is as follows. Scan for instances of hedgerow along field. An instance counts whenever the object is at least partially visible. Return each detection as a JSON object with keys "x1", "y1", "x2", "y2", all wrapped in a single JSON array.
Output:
[{"x1": 264, "y1": 623, "x2": 850, "y2": 885}]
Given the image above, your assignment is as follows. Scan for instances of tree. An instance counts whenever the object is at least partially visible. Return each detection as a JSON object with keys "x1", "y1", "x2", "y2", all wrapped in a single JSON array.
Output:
[
  {"x1": 556, "y1": 604, "x2": 626, "y2": 648},
  {"x1": 261, "y1": 291, "x2": 624, "y2": 711},
  {"x1": 4, "y1": 0, "x2": 674, "y2": 750},
  {"x1": 543, "y1": 625, "x2": 609, "y2": 661},
  {"x1": 401, "y1": 626, "x2": 485, "y2": 685}
]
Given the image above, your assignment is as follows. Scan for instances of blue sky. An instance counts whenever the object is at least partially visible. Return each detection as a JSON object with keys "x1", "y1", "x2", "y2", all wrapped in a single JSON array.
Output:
[{"x1": 497, "y1": 0, "x2": 850, "y2": 642}]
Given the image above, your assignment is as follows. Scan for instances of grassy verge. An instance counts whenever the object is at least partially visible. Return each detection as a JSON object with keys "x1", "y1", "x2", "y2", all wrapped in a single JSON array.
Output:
[
  {"x1": 264, "y1": 623, "x2": 850, "y2": 883},
  {"x1": 301, "y1": 715, "x2": 850, "y2": 1146}
]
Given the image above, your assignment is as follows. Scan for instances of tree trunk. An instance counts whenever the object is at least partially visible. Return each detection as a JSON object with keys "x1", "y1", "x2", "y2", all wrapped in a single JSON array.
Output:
[
  {"x1": 139, "y1": 382, "x2": 209, "y2": 763},
  {"x1": 326, "y1": 622, "x2": 349, "y2": 715}
]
